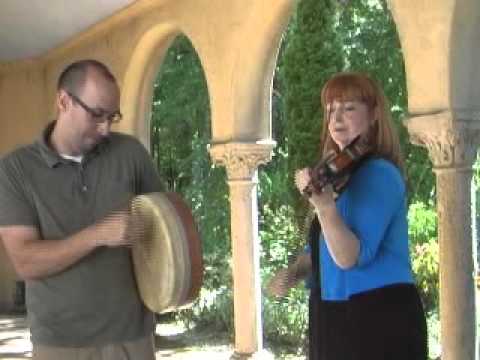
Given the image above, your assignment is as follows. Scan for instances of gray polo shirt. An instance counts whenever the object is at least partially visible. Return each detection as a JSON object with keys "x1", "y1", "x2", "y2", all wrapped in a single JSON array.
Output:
[{"x1": 0, "y1": 122, "x2": 164, "y2": 346}]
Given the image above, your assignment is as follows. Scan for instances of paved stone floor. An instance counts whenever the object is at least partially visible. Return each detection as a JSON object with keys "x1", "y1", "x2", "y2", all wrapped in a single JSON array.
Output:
[
  {"x1": 0, "y1": 314, "x2": 234, "y2": 360},
  {"x1": 0, "y1": 315, "x2": 30, "y2": 360}
]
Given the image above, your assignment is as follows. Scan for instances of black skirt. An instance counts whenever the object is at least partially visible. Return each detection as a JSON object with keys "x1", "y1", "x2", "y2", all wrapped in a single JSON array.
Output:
[{"x1": 308, "y1": 283, "x2": 428, "y2": 360}]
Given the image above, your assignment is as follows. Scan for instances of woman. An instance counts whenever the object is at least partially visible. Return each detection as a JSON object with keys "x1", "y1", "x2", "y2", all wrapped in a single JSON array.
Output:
[{"x1": 268, "y1": 72, "x2": 427, "y2": 360}]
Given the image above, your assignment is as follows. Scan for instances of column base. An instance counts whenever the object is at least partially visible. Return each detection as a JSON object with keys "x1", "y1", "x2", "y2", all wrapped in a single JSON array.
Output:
[{"x1": 230, "y1": 349, "x2": 274, "y2": 360}]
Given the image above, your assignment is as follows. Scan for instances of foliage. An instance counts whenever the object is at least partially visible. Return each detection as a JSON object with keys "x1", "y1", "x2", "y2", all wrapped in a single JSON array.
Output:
[
  {"x1": 408, "y1": 202, "x2": 438, "y2": 246},
  {"x1": 150, "y1": 35, "x2": 233, "y2": 332},
  {"x1": 151, "y1": 36, "x2": 211, "y2": 191},
  {"x1": 179, "y1": 260, "x2": 234, "y2": 335},
  {"x1": 277, "y1": 0, "x2": 344, "y2": 220},
  {"x1": 259, "y1": 203, "x2": 309, "y2": 355},
  {"x1": 408, "y1": 202, "x2": 439, "y2": 313},
  {"x1": 263, "y1": 287, "x2": 309, "y2": 355}
]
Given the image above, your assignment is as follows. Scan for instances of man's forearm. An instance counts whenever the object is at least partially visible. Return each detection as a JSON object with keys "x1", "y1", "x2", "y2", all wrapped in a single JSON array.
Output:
[
  {"x1": 13, "y1": 228, "x2": 98, "y2": 280},
  {"x1": 5, "y1": 211, "x2": 131, "y2": 280}
]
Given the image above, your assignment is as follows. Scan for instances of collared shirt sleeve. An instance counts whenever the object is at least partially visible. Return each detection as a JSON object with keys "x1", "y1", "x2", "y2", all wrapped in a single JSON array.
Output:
[
  {"x1": 132, "y1": 140, "x2": 165, "y2": 195},
  {"x1": 0, "y1": 155, "x2": 37, "y2": 227}
]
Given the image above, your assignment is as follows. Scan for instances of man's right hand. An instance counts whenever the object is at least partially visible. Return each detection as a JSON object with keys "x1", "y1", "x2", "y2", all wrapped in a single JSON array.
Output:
[
  {"x1": 0, "y1": 209, "x2": 146, "y2": 280},
  {"x1": 92, "y1": 211, "x2": 137, "y2": 247}
]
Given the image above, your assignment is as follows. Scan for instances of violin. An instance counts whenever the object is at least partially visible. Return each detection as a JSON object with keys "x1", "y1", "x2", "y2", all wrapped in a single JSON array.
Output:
[{"x1": 303, "y1": 135, "x2": 372, "y2": 197}]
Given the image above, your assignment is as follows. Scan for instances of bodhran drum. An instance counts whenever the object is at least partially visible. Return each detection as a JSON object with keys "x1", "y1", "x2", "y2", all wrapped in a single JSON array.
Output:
[{"x1": 131, "y1": 192, "x2": 203, "y2": 314}]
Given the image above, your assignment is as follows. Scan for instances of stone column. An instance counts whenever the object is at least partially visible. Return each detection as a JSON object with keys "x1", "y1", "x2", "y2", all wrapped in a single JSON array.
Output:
[
  {"x1": 209, "y1": 141, "x2": 275, "y2": 359},
  {"x1": 405, "y1": 110, "x2": 480, "y2": 360}
]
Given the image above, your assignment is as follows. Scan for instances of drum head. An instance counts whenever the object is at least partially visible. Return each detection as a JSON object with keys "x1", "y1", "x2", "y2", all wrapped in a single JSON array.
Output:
[{"x1": 131, "y1": 192, "x2": 203, "y2": 313}]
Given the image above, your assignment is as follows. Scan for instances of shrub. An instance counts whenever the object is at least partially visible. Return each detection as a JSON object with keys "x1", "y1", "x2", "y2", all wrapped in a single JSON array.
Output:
[
  {"x1": 408, "y1": 201, "x2": 439, "y2": 313},
  {"x1": 260, "y1": 203, "x2": 309, "y2": 354}
]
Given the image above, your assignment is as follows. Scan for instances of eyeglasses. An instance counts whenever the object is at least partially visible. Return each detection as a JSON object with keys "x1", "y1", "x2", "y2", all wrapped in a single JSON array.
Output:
[{"x1": 67, "y1": 91, "x2": 122, "y2": 124}]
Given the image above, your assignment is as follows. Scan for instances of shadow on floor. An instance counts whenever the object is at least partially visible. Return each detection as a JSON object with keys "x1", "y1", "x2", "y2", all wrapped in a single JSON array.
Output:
[
  {"x1": 0, "y1": 351, "x2": 31, "y2": 359},
  {"x1": 0, "y1": 314, "x2": 233, "y2": 359},
  {"x1": 154, "y1": 323, "x2": 232, "y2": 357},
  {"x1": 0, "y1": 314, "x2": 31, "y2": 359}
]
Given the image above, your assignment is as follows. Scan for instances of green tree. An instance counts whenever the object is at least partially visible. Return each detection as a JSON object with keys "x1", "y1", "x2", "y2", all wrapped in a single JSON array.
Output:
[
  {"x1": 151, "y1": 35, "x2": 233, "y2": 331},
  {"x1": 151, "y1": 36, "x2": 211, "y2": 191},
  {"x1": 275, "y1": 0, "x2": 344, "y2": 216}
]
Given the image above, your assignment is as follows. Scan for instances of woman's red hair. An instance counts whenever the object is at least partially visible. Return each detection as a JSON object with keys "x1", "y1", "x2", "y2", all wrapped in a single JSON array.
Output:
[{"x1": 319, "y1": 72, "x2": 404, "y2": 173}]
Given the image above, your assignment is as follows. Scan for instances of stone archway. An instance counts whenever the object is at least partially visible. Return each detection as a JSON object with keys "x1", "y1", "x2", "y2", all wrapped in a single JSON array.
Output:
[{"x1": 119, "y1": 24, "x2": 179, "y2": 145}]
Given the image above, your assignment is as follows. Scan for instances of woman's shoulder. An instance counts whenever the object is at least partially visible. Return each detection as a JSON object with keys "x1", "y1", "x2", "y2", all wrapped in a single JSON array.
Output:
[
  {"x1": 351, "y1": 157, "x2": 405, "y2": 190},
  {"x1": 361, "y1": 157, "x2": 400, "y2": 172}
]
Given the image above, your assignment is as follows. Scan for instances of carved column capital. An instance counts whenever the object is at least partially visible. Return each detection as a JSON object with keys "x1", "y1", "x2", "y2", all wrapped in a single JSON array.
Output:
[
  {"x1": 405, "y1": 110, "x2": 480, "y2": 171},
  {"x1": 208, "y1": 141, "x2": 276, "y2": 180}
]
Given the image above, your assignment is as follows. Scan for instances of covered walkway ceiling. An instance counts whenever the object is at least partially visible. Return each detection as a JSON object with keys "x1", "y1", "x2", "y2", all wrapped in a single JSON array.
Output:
[{"x1": 0, "y1": 0, "x2": 137, "y2": 61}]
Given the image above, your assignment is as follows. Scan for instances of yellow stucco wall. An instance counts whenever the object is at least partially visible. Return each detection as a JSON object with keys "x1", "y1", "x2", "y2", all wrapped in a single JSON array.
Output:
[
  {"x1": 389, "y1": 0, "x2": 480, "y2": 114},
  {"x1": 0, "y1": 65, "x2": 47, "y2": 154},
  {"x1": 0, "y1": 65, "x2": 48, "y2": 310},
  {"x1": 0, "y1": 0, "x2": 293, "y2": 147}
]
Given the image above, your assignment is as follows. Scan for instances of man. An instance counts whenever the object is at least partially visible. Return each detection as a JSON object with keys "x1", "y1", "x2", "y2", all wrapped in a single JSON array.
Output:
[{"x1": 0, "y1": 59, "x2": 163, "y2": 359}]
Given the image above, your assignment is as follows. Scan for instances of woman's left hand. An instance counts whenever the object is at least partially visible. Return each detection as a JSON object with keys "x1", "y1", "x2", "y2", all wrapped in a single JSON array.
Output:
[
  {"x1": 309, "y1": 183, "x2": 336, "y2": 213},
  {"x1": 295, "y1": 168, "x2": 335, "y2": 211}
]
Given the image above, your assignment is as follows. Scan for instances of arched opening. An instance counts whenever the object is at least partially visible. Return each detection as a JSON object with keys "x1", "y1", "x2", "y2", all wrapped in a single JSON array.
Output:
[{"x1": 149, "y1": 34, "x2": 233, "y2": 352}]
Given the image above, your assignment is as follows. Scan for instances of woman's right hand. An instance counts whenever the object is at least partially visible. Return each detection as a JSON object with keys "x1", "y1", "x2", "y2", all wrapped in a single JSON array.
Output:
[
  {"x1": 266, "y1": 268, "x2": 296, "y2": 298},
  {"x1": 267, "y1": 253, "x2": 312, "y2": 297}
]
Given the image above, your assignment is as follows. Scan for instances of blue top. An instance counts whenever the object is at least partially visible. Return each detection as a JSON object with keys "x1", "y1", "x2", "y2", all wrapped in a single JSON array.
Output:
[{"x1": 309, "y1": 158, "x2": 414, "y2": 301}]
